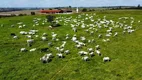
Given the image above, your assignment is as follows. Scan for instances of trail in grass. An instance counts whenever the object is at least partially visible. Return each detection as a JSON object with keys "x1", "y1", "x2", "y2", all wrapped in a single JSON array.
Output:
[{"x1": 50, "y1": 57, "x2": 77, "y2": 80}]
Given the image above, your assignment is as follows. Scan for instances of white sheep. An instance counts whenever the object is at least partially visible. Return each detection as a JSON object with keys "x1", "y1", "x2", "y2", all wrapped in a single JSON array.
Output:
[
  {"x1": 42, "y1": 33, "x2": 47, "y2": 36},
  {"x1": 82, "y1": 56, "x2": 89, "y2": 61},
  {"x1": 103, "y1": 57, "x2": 111, "y2": 62},
  {"x1": 95, "y1": 45, "x2": 100, "y2": 50},
  {"x1": 87, "y1": 48, "x2": 94, "y2": 52},
  {"x1": 20, "y1": 48, "x2": 27, "y2": 52},
  {"x1": 41, "y1": 36, "x2": 47, "y2": 41},
  {"x1": 95, "y1": 50, "x2": 101, "y2": 56},
  {"x1": 27, "y1": 39, "x2": 34, "y2": 47},
  {"x1": 20, "y1": 31, "x2": 27, "y2": 35},
  {"x1": 13, "y1": 36, "x2": 18, "y2": 39},
  {"x1": 80, "y1": 36, "x2": 86, "y2": 41},
  {"x1": 29, "y1": 48, "x2": 36, "y2": 52},
  {"x1": 26, "y1": 35, "x2": 32, "y2": 39},
  {"x1": 57, "y1": 53, "x2": 63, "y2": 58},
  {"x1": 89, "y1": 52, "x2": 94, "y2": 57},
  {"x1": 64, "y1": 50, "x2": 70, "y2": 54}
]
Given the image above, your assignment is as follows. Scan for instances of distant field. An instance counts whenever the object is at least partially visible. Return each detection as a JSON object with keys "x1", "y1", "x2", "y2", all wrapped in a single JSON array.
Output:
[
  {"x1": 0, "y1": 10, "x2": 40, "y2": 15},
  {"x1": 0, "y1": 10, "x2": 142, "y2": 80}
]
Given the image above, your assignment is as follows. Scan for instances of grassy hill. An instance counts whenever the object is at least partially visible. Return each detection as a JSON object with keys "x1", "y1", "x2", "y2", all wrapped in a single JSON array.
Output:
[{"x1": 0, "y1": 10, "x2": 142, "y2": 80}]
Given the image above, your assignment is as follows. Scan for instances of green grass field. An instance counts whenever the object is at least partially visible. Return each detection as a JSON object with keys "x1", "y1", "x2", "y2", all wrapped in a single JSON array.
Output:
[{"x1": 0, "y1": 10, "x2": 142, "y2": 80}]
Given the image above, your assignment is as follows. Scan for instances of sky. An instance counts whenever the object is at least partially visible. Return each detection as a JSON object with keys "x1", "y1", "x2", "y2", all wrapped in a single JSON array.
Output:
[{"x1": 0, "y1": 0, "x2": 141, "y2": 7}]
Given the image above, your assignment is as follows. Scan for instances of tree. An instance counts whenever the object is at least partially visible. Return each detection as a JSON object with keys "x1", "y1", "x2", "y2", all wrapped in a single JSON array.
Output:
[
  {"x1": 31, "y1": 12, "x2": 35, "y2": 15},
  {"x1": 46, "y1": 15, "x2": 55, "y2": 23},
  {"x1": 138, "y1": 4, "x2": 140, "y2": 8},
  {"x1": 69, "y1": 6, "x2": 72, "y2": 9},
  {"x1": 82, "y1": 8, "x2": 87, "y2": 12}
]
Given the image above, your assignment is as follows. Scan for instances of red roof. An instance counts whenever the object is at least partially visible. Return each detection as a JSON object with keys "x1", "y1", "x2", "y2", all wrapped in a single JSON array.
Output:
[{"x1": 40, "y1": 10, "x2": 61, "y2": 13}]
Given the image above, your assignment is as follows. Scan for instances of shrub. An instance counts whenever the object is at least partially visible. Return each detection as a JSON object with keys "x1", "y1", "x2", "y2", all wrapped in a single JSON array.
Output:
[
  {"x1": 82, "y1": 8, "x2": 87, "y2": 12},
  {"x1": 31, "y1": 12, "x2": 35, "y2": 15},
  {"x1": 46, "y1": 15, "x2": 55, "y2": 23}
]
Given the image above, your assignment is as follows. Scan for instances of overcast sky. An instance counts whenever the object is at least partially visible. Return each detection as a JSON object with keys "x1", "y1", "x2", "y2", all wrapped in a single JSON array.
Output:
[{"x1": 0, "y1": 0, "x2": 141, "y2": 7}]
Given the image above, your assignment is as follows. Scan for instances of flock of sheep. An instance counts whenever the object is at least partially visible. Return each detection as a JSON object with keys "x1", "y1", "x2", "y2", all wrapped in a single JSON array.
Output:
[{"x1": 8, "y1": 13, "x2": 139, "y2": 63}]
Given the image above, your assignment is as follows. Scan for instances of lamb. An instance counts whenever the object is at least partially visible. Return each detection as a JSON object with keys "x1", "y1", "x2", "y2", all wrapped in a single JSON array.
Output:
[{"x1": 103, "y1": 57, "x2": 111, "y2": 62}]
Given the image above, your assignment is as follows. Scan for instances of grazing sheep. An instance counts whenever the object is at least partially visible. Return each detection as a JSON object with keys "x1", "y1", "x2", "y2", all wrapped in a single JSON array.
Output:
[
  {"x1": 72, "y1": 27, "x2": 77, "y2": 32},
  {"x1": 13, "y1": 36, "x2": 18, "y2": 39},
  {"x1": 27, "y1": 39, "x2": 34, "y2": 47},
  {"x1": 76, "y1": 44, "x2": 82, "y2": 48},
  {"x1": 64, "y1": 50, "x2": 70, "y2": 55},
  {"x1": 48, "y1": 42, "x2": 53, "y2": 47},
  {"x1": 42, "y1": 33, "x2": 47, "y2": 36},
  {"x1": 82, "y1": 56, "x2": 89, "y2": 61},
  {"x1": 45, "y1": 53, "x2": 53, "y2": 58},
  {"x1": 20, "y1": 31, "x2": 27, "y2": 35},
  {"x1": 80, "y1": 36, "x2": 86, "y2": 41},
  {"x1": 40, "y1": 55, "x2": 51, "y2": 63},
  {"x1": 113, "y1": 32, "x2": 118, "y2": 37},
  {"x1": 95, "y1": 50, "x2": 101, "y2": 56},
  {"x1": 29, "y1": 48, "x2": 36, "y2": 52},
  {"x1": 87, "y1": 48, "x2": 94, "y2": 52},
  {"x1": 98, "y1": 34, "x2": 102, "y2": 38},
  {"x1": 89, "y1": 52, "x2": 95, "y2": 57},
  {"x1": 20, "y1": 48, "x2": 27, "y2": 52},
  {"x1": 78, "y1": 51, "x2": 88, "y2": 56},
  {"x1": 103, "y1": 57, "x2": 111, "y2": 62},
  {"x1": 60, "y1": 41, "x2": 66, "y2": 48},
  {"x1": 72, "y1": 35, "x2": 77, "y2": 42},
  {"x1": 95, "y1": 45, "x2": 100, "y2": 50},
  {"x1": 26, "y1": 35, "x2": 32, "y2": 39},
  {"x1": 57, "y1": 53, "x2": 64, "y2": 58},
  {"x1": 41, "y1": 36, "x2": 47, "y2": 41}
]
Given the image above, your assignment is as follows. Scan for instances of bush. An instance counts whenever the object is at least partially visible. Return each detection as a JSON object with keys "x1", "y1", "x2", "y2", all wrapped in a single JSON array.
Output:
[
  {"x1": 31, "y1": 12, "x2": 35, "y2": 15},
  {"x1": 18, "y1": 14, "x2": 27, "y2": 16},
  {"x1": 46, "y1": 15, "x2": 55, "y2": 23},
  {"x1": 82, "y1": 8, "x2": 87, "y2": 12}
]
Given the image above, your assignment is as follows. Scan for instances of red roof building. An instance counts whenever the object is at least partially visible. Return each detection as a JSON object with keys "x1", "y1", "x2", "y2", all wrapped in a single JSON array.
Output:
[{"x1": 40, "y1": 10, "x2": 63, "y2": 14}]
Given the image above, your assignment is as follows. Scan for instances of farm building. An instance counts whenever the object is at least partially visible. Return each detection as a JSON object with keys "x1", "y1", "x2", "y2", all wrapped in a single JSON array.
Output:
[{"x1": 40, "y1": 9, "x2": 72, "y2": 14}]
